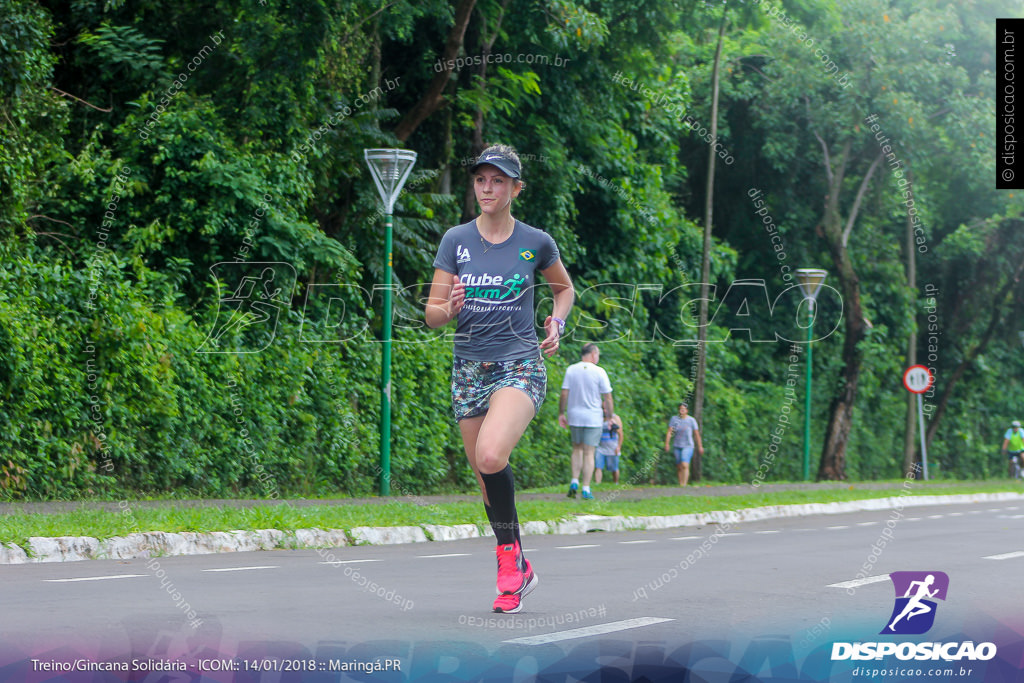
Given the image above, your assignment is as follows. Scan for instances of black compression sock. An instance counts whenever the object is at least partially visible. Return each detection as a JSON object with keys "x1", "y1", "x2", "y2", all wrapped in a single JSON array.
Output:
[
  {"x1": 514, "y1": 509, "x2": 525, "y2": 570},
  {"x1": 485, "y1": 503, "x2": 523, "y2": 567},
  {"x1": 480, "y1": 465, "x2": 518, "y2": 546}
]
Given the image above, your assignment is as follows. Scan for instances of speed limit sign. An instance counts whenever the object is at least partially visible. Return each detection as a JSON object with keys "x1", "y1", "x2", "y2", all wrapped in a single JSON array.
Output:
[
  {"x1": 903, "y1": 365, "x2": 933, "y2": 394},
  {"x1": 904, "y1": 364, "x2": 934, "y2": 481}
]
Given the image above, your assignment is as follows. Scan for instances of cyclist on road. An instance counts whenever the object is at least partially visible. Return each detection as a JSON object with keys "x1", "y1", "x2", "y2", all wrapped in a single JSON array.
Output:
[{"x1": 1001, "y1": 420, "x2": 1024, "y2": 479}]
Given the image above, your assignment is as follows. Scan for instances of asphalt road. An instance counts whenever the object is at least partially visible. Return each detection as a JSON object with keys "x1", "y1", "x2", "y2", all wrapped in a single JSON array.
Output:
[{"x1": 3, "y1": 499, "x2": 1023, "y2": 681}]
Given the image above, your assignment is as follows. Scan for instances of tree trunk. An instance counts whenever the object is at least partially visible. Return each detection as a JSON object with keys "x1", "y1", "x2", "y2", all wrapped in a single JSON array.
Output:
[
  {"x1": 692, "y1": 8, "x2": 727, "y2": 481},
  {"x1": 440, "y1": 105, "x2": 453, "y2": 195},
  {"x1": 814, "y1": 144, "x2": 881, "y2": 480},
  {"x1": 461, "y1": 0, "x2": 511, "y2": 221},
  {"x1": 394, "y1": 0, "x2": 477, "y2": 142},
  {"x1": 817, "y1": 227, "x2": 867, "y2": 480},
  {"x1": 370, "y1": 16, "x2": 381, "y2": 112}
]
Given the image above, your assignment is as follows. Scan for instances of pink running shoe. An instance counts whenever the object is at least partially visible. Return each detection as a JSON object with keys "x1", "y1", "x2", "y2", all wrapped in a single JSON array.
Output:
[
  {"x1": 495, "y1": 543, "x2": 538, "y2": 596},
  {"x1": 495, "y1": 543, "x2": 524, "y2": 594},
  {"x1": 493, "y1": 592, "x2": 522, "y2": 613},
  {"x1": 519, "y1": 558, "x2": 538, "y2": 597}
]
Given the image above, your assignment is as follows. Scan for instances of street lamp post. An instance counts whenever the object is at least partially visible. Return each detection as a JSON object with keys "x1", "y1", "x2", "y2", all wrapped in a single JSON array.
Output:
[
  {"x1": 795, "y1": 268, "x2": 828, "y2": 481},
  {"x1": 364, "y1": 148, "x2": 417, "y2": 496}
]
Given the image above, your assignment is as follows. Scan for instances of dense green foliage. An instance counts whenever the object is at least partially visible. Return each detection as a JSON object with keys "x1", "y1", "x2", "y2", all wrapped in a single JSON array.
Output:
[{"x1": 1, "y1": 0, "x2": 1021, "y2": 499}]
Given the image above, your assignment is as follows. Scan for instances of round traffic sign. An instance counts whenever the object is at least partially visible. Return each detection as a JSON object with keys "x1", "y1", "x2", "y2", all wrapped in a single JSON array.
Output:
[{"x1": 903, "y1": 365, "x2": 933, "y2": 394}]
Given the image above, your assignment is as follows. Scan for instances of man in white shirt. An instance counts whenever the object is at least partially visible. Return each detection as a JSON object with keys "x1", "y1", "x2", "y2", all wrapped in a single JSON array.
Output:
[{"x1": 559, "y1": 343, "x2": 613, "y2": 500}]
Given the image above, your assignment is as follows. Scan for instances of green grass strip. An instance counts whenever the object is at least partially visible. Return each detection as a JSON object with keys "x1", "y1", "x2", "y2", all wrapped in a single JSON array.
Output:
[{"x1": 0, "y1": 481, "x2": 1020, "y2": 549}]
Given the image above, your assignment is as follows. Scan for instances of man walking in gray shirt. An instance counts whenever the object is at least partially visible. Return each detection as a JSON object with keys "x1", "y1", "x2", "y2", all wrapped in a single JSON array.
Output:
[{"x1": 559, "y1": 343, "x2": 613, "y2": 500}]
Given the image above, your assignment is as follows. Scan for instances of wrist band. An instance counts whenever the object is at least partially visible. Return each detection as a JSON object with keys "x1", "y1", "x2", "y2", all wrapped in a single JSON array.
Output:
[{"x1": 552, "y1": 316, "x2": 566, "y2": 333}]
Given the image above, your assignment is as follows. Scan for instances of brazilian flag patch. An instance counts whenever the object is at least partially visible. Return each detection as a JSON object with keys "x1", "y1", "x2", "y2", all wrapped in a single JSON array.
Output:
[{"x1": 519, "y1": 249, "x2": 536, "y2": 261}]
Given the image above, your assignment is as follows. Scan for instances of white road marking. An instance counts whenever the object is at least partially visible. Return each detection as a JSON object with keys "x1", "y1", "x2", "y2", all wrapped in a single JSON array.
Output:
[
  {"x1": 827, "y1": 575, "x2": 889, "y2": 589},
  {"x1": 926, "y1": 515, "x2": 944, "y2": 519},
  {"x1": 416, "y1": 553, "x2": 471, "y2": 558},
  {"x1": 202, "y1": 566, "x2": 279, "y2": 572},
  {"x1": 827, "y1": 525, "x2": 850, "y2": 530},
  {"x1": 904, "y1": 517, "x2": 921, "y2": 521},
  {"x1": 318, "y1": 559, "x2": 382, "y2": 565},
  {"x1": 45, "y1": 575, "x2": 146, "y2": 583},
  {"x1": 503, "y1": 617, "x2": 675, "y2": 646},
  {"x1": 754, "y1": 530, "x2": 781, "y2": 534},
  {"x1": 983, "y1": 551, "x2": 1024, "y2": 560},
  {"x1": 670, "y1": 536, "x2": 700, "y2": 540},
  {"x1": 948, "y1": 512, "x2": 964, "y2": 517},
  {"x1": 998, "y1": 514, "x2": 1024, "y2": 519},
  {"x1": 618, "y1": 540, "x2": 656, "y2": 545},
  {"x1": 555, "y1": 544, "x2": 600, "y2": 550},
  {"x1": 856, "y1": 522, "x2": 877, "y2": 526}
]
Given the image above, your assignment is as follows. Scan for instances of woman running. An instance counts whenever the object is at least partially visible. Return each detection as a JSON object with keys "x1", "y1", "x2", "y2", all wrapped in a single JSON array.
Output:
[{"x1": 425, "y1": 144, "x2": 574, "y2": 613}]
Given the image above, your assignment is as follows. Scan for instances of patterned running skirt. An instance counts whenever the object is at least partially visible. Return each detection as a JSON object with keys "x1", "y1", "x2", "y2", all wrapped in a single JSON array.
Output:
[{"x1": 450, "y1": 356, "x2": 547, "y2": 421}]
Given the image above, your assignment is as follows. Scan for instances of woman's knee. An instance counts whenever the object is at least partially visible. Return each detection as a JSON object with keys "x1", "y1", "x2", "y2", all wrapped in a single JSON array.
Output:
[{"x1": 475, "y1": 444, "x2": 510, "y2": 474}]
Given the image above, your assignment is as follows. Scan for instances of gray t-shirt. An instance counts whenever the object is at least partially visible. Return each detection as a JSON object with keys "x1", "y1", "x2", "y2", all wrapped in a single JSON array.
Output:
[
  {"x1": 669, "y1": 415, "x2": 699, "y2": 448},
  {"x1": 433, "y1": 219, "x2": 559, "y2": 361}
]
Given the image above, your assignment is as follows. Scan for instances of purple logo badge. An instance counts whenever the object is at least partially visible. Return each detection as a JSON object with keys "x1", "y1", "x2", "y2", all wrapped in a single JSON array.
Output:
[{"x1": 880, "y1": 571, "x2": 949, "y2": 635}]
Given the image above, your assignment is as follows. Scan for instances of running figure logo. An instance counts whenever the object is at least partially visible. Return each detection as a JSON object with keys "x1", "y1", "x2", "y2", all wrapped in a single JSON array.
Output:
[
  {"x1": 197, "y1": 262, "x2": 295, "y2": 353},
  {"x1": 500, "y1": 273, "x2": 527, "y2": 300},
  {"x1": 880, "y1": 571, "x2": 949, "y2": 635}
]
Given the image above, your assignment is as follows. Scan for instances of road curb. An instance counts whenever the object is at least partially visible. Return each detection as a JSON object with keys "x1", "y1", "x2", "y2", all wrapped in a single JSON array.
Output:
[{"x1": 3, "y1": 492, "x2": 1021, "y2": 564}]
